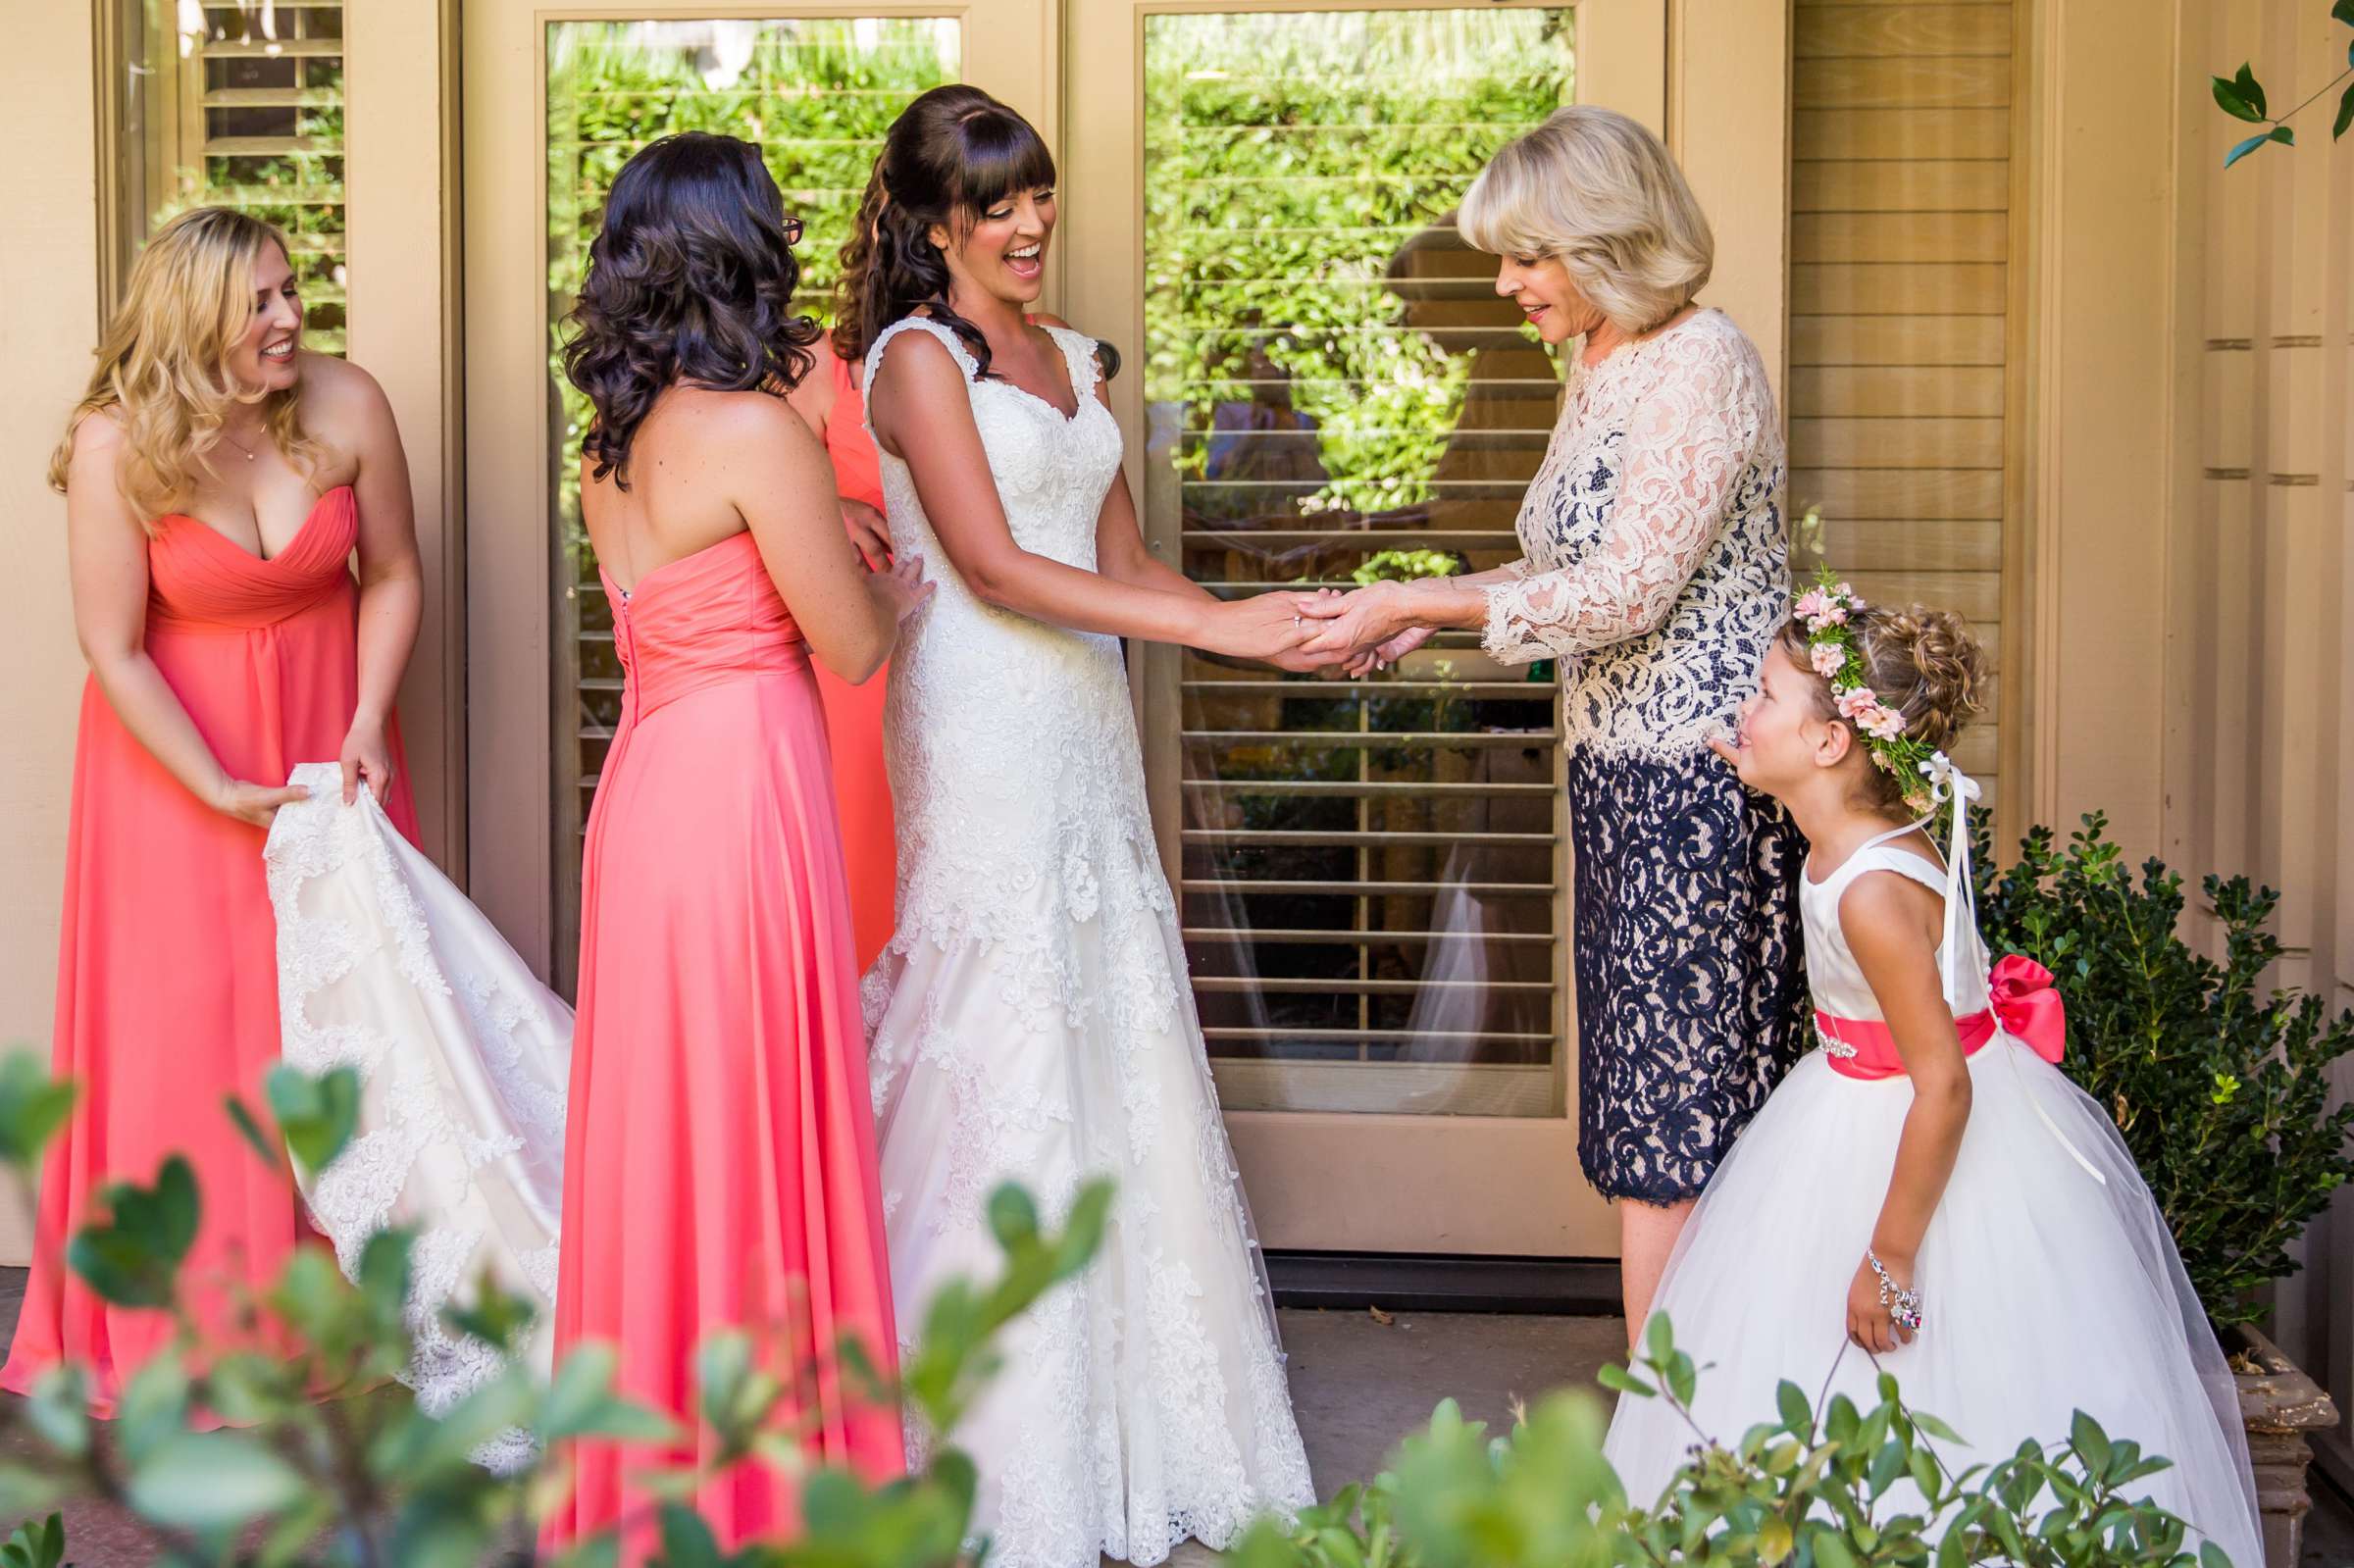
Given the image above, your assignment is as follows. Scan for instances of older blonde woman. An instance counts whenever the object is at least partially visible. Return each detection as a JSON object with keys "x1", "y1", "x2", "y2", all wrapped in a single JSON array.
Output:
[
  {"x1": 1300, "y1": 106, "x2": 1806, "y2": 1338},
  {"x1": 4, "y1": 207, "x2": 421, "y2": 1409}
]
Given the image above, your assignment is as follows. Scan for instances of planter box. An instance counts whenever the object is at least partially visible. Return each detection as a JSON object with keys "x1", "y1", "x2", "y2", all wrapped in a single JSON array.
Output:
[{"x1": 2231, "y1": 1323, "x2": 2340, "y2": 1567}]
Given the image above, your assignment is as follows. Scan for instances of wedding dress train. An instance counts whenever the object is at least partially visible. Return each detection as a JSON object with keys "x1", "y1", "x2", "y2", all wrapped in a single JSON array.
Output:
[{"x1": 265, "y1": 762, "x2": 570, "y2": 1467}]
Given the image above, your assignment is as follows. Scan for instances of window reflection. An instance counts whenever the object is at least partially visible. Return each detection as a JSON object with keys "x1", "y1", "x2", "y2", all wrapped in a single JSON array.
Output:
[{"x1": 1144, "y1": 9, "x2": 1575, "y2": 1117}]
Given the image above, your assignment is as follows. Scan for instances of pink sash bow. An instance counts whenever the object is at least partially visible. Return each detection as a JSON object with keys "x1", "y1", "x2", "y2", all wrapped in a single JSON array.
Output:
[
  {"x1": 1986, "y1": 954, "x2": 2066, "y2": 1065},
  {"x1": 1817, "y1": 954, "x2": 2066, "y2": 1082}
]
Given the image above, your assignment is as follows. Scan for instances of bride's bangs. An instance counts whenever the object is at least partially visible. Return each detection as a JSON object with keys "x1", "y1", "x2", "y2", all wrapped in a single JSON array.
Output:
[{"x1": 949, "y1": 108, "x2": 1057, "y2": 224}]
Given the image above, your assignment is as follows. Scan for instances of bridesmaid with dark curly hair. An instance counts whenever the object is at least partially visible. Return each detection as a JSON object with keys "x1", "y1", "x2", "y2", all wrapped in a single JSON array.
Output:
[{"x1": 542, "y1": 132, "x2": 926, "y2": 1556}]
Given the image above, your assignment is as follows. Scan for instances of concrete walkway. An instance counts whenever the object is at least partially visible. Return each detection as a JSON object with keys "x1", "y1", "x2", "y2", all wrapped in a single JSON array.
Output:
[{"x1": 1157, "y1": 1307, "x2": 1627, "y2": 1566}]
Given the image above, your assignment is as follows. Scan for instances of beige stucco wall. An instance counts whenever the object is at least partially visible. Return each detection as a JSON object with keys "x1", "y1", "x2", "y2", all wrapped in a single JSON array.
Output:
[
  {"x1": 0, "y1": 0, "x2": 101, "y2": 1266},
  {"x1": 2163, "y1": 0, "x2": 2354, "y2": 1488},
  {"x1": 2027, "y1": 0, "x2": 2354, "y2": 1490}
]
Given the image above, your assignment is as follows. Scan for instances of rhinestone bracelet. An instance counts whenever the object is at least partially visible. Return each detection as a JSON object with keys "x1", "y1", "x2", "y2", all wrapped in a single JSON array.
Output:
[{"x1": 1868, "y1": 1249, "x2": 1923, "y2": 1333}]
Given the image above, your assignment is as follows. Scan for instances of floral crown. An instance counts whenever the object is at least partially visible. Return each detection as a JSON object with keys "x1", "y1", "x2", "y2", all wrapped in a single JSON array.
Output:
[{"x1": 1791, "y1": 571, "x2": 1945, "y2": 812}]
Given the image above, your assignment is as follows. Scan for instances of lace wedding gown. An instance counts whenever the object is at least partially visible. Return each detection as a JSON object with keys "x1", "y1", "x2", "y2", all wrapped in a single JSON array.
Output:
[
  {"x1": 861, "y1": 318, "x2": 1315, "y2": 1568},
  {"x1": 265, "y1": 762, "x2": 570, "y2": 1468}
]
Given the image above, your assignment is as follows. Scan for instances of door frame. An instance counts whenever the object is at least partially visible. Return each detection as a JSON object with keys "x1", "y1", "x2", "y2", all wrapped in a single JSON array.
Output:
[
  {"x1": 460, "y1": 1, "x2": 1060, "y2": 978},
  {"x1": 1059, "y1": 0, "x2": 1789, "y2": 1256},
  {"x1": 449, "y1": 0, "x2": 1790, "y2": 1256}
]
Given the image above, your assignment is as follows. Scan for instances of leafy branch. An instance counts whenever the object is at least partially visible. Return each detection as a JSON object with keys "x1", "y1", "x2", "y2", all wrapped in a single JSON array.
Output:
[
  {"x1": 2211, "y1": 0, "x2": 2354, "y2": 166},
  {"x1": 0, "y1": 1049, "x2": 1110, "y2": 1567}
]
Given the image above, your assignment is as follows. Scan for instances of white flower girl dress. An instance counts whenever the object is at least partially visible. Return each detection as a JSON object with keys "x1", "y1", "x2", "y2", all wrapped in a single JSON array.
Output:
[{"x1": 1602, "y1": 775, "x2": 2262, "y2": 1564}]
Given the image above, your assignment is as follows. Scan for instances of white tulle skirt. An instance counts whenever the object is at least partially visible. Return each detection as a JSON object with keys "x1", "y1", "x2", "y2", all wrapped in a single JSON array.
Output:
[{"x1": 1603, "y1": 1040, "x2": 2263, "y2": 1567}]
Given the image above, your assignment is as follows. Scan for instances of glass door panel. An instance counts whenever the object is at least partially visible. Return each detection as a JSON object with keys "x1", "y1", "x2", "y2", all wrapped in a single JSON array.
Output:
[
  {"x1": 465, "y1": 1, "x2": 1049, "y2": 985},
  {"x1": 543, "y1": 19, "x2": 962, "y2": 993},
  {"x1": 1141, "y1": 9, "x2": 1575, "y2": 1118},
  {"x1": 1062, "y1": 0, "x2": 1622, "y2": 1255}
]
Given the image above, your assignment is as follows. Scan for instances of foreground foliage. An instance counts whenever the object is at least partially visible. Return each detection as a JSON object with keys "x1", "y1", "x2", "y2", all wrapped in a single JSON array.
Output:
[
  {"x1": 1233, "y1": 1316, "x2": 2229, "y2": 1568},
  {"x1": 0, "y1": 1051, "x2": 2243, "y2": 1567},
  {"x1": 0, "y1": 1052, "x2": 1106, "y2": 1566}
]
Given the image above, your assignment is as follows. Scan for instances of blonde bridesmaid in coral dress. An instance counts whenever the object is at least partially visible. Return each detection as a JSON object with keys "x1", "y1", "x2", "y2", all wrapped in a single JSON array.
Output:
[
  {"x1": 545, "y1": 133, "x2": 925, "y2": 1557},
  {"x1": 3, "y1": 208, "x2": 420, "y2": 1410}
]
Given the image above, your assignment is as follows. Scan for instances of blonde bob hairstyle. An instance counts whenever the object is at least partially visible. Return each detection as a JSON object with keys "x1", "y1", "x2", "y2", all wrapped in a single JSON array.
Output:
[
  {"x1": 48, "y1": 206, "x2": 324, "y2": 530},
  {"x1": 1458, "y1": 106, "x2": 1714, "y2": 336}
]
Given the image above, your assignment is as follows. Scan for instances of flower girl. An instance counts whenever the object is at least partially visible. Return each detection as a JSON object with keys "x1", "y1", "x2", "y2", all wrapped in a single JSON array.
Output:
[{"x1": 1602, "y1": 583, "x2": 2263, "y2": 1564}]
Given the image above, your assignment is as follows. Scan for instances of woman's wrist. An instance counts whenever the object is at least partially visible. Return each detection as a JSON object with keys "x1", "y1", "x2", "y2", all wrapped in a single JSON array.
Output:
[
  {"x1": 1410, "y1": 580, "x2": 1484, "y2": 632},
  {"x1": 1184, "y1": 593, "x2": 1229, "y2": 648}
]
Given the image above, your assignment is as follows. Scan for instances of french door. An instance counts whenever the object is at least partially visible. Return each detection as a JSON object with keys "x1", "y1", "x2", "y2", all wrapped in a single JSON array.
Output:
[
  {"x1": 1062, "y1": 0, "x2": 1635, "y2": 1256},
  {"x1": 461, "y1": 0, "x2": 1693, "y2": 1258},
  {"x1": 462, "y1": 3, "x2": 1053, "y2": 988}
]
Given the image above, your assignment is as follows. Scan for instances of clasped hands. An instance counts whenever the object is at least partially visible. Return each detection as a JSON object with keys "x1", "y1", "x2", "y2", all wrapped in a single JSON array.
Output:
[{"x1": 1230, "y1": 581, "x2": 1453, "y2": 676}]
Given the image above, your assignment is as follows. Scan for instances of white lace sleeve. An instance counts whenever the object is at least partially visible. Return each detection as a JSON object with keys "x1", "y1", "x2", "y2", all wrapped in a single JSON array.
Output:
[{"x1": 1482, "y1": 330, "x2": 1764, "y2": 665}]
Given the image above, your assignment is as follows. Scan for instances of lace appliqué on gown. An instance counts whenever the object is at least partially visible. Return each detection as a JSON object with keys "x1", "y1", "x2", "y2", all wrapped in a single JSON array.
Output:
[
  {"x1": 264, "y1": 763, "x2": 571, "y2": 1470},
  {"x1": 1567, "y1": 750, "x2": 1808, "y2": 1201},
  {"x1": 1481, "y1": 309, "x2": 1789, "y2": 760},
  {"x1": 860, "y1": 318, "x2": 1314, "y2": 1568}
]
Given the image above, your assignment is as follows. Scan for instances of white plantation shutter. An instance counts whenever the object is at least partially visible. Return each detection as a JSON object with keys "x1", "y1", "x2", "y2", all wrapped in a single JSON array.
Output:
[
  {"x1": 182, "y1": 1, "x2": 349, "y2": 352},
  {"x1": 1789, "y1": 0, "x2": 2017, "y2": 798}
]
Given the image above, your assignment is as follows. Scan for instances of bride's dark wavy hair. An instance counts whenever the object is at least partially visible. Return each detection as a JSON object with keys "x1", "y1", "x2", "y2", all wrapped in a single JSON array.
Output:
[
  {"x1": 832, "y1": 84, "x2": 1056, "y2": 380},
  {"x1": 563, "y1": 132, "x2": 821, "y2": 486}
]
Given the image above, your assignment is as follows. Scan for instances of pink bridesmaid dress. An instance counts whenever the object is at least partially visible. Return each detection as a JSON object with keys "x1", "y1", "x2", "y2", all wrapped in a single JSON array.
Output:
[
  {"x1": 545, "y1": 531, "x2": 900, "y2": 1556},
  {"x1": 1, "y1": 484, "x2": 417, "y2": 1409},
  {"x1": 810, "y1": 349, "x2": 896, "y2": 974}
]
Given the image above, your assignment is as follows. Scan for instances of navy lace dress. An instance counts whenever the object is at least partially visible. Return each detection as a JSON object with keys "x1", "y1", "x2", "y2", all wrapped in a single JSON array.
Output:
[{"x1": 1480, "y1": 309, "x2": 1808, "y2": 1203}]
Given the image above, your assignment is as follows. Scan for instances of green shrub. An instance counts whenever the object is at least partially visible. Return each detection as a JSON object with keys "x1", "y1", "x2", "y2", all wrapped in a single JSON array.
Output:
[
  {"x1": 1972, "y1": 813, "x2": 2354, "y2": 1326},
  {"x1": 0, "y1": 1049, "x2": 2239, "y2": 1566},
  {"x1": 1232, "y1": 1315, "x2": 2229, "y2": 1568},
  {"x1": 0, "y1": 1053, "x2": 1106, "y2": 1567}
]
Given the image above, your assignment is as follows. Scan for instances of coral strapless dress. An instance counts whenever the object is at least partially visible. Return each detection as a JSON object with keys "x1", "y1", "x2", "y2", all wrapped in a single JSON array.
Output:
[
  {"x1": 1, "y1": 485, "x2": 417, "y2": 1410},
  {"x1": 544, "y1": 531, "x2": 900, "y2": 1558},
  {"x1": 812, "y1": 349, "x2": 896, "y2": 973}
]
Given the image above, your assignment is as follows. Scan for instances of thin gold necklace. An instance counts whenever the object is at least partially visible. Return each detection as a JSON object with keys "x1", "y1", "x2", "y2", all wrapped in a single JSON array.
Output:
[{"x1": 221, "y1": 428, "x2": 261, "y2": 462}]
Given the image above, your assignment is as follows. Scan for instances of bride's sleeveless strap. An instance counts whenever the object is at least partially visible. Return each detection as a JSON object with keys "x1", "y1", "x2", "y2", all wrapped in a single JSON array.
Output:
[
  {"x1": 864, "y1": 317, "x2": 981, "y2": 400},
  {"x1": 1041, "y1": 325, "x2": 1102, "y2": 406}
]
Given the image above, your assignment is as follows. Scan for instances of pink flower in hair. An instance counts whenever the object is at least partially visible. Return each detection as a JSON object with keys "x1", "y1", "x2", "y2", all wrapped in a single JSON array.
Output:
[
  {"x1": 1835, "y1": 686, "x2": 1880, "y2": 724},
  {"x1": 1809, "y1": 642, "x2": 1844, "y2": 679},
  {"x1": 1862, "y1": 706, "x2": 1910, "y2": 742},
  {"x1": 1793, "y1": 588, "x2": 1834, "y2": 628}
]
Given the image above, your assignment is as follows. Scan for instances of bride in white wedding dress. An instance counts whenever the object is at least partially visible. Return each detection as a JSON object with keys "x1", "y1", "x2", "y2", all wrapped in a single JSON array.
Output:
[{"x1": 841, "y1": 86, "x2": 1318, "y2": 1567}]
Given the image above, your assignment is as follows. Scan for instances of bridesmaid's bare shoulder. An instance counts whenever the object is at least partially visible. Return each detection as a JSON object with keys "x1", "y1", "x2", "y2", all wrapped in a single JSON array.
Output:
[
  {"x1": 67, "y1": 404, "x2": 128, "y2": 468},
  {"x1": 653, "y1": 386, "x2": 834, "y2": 533},
  {"x1": 781, "y1": 342, "x2": 841, "y2": 439},
  {"x1": 667, "y1": 383, "x2": 826, "y2": 466},
  {"x1": 293, "y1": 353, "x2": 393, "y2": 481}
]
